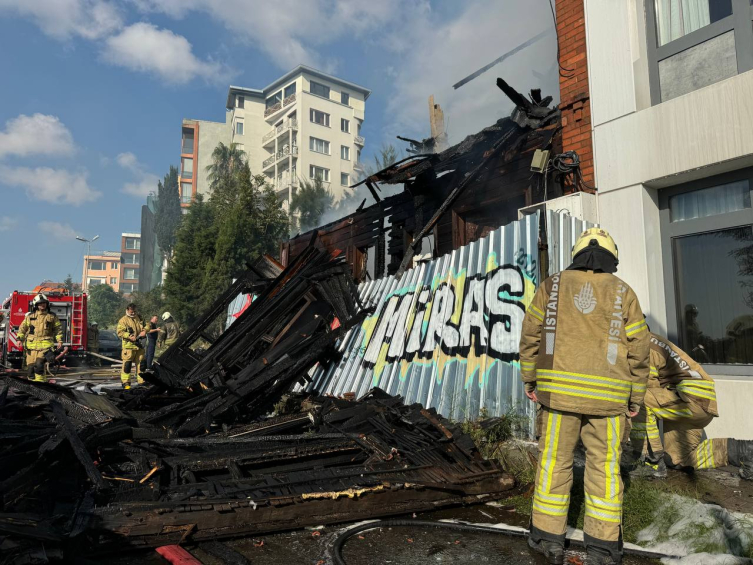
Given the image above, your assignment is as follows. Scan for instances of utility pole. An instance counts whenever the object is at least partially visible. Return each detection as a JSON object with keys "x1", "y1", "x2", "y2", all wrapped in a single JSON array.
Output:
[{"x1": 76, "y1": 235, "x2": 99, "y2": 292}]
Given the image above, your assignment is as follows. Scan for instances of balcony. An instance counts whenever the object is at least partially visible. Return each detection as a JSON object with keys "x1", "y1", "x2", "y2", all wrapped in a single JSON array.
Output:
[
  {"x1": 264, "y1": 93, "x2": 297, "y2": 118},
  {"x1": 262, "y1": 154, "x2": 276, "y2": 170},
  {"x1": 276, "y1": 145, "x2": 298, "y2": 161},
  {"x1": 354, "y1": 135, "x2": 365, "y2": 146},
  {"x1": 263, "y1": 119, "x2": 299, "y2": 147},
  {"x1": 262, "y1": 130, "x2": 275, "y2": 144},
  {"x1": 353, "y1": 161, "x2": 365, "y2": 172}
]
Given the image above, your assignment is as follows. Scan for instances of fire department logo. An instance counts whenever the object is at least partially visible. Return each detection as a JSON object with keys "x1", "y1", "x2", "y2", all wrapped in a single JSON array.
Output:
[{"x1": 574, "y1": 282, "x2": 597, "y2": 314}]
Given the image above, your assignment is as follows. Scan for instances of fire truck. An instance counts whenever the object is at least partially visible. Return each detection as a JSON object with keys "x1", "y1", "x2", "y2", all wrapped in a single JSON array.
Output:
[{"x1": 0, "y1": 283, "x2": 88, "y2": 368}]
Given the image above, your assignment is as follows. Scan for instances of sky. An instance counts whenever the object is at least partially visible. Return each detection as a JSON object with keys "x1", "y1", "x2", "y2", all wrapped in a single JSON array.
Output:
[{"x1": 0, "y1": 0, "x2": 558, "y2": 297}]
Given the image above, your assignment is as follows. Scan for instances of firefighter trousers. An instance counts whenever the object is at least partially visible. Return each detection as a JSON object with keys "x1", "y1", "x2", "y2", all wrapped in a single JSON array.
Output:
[
  {"x1": 25, "y1": 349, "x2": 47, "y2": 382},
  {"x1": 531, "y1": 406, "x2": 627, "y2": 558},
  {"x1": 630, "y1": 388, "x2": 728, "y2": 469},
  {"x1": 121, "y1": 347, "x2": 145, "y2": 385}
]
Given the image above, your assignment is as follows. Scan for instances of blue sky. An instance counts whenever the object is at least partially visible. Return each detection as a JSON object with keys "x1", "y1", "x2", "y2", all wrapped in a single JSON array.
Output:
[{"x1": 0, "y1": 0, "x2": 557, "y2": 297}]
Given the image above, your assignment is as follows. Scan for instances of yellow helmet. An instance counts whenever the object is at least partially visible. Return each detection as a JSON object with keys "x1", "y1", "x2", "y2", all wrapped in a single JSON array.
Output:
[{"x1": 572, "y1": 227, "x2": 618, "y2": 260}]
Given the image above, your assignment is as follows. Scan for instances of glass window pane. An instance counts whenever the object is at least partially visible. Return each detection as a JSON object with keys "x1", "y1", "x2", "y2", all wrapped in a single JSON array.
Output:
[
  {"x1": 669, "y1": 180, "x2": 750, "y2": 222},
  {"x1": 673, "y1": 226, "x2": 753, "y2": 364},
  {"x1": 654, "y1": 0, "x2": 732, "y2": 46}
]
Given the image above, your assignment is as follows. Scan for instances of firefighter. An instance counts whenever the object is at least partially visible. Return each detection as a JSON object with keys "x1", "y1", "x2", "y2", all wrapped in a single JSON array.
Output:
[
  {"x1": 629, "y1": 332, "x2": 753, "y2": 480},
  {"x1": 157, "y1": 312, "x2": 180, "y2": 352},
  {"x1": 88, "y1": 321, "x2": 100, "y2": 366},
  {"x1": 16, "y1": 294, "x2": 63, "y2": 382},
  {"x1": 519, "y1": 228, "x2": 650, "y2": 565},
  {"x1": 116, "y1": 303, "x2": 149, "y2": 389}
]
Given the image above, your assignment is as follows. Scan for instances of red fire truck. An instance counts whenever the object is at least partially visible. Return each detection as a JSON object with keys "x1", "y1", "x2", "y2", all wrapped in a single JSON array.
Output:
[{"x1": 1, "y1": 284, "x2": 88, "y2": 368}]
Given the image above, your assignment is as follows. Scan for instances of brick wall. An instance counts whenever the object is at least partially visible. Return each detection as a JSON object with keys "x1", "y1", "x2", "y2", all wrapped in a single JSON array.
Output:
[{"x1": 556, "y1": 0, "x2": 595, "y2": 191}]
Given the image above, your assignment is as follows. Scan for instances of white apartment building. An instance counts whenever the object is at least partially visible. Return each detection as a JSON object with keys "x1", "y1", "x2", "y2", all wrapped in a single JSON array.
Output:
[
  {"x1": 179, "y1": 65, "x2": 370, "y2": 214},
  {"x1": 580, "y1": 0, "x2": 753, "y2": 437}
]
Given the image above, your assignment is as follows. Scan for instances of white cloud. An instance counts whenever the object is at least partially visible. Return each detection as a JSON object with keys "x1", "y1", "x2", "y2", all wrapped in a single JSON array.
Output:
[
  {"x1": 0, "y1": 0, "x2": 122, "y2": 40},
  {"x1": 116, "y1": 151, "x2": 159, "y2": 197},
  {"x1": 383, "y1": 0, "x2": 558, "y2": 145},
  {"x1": 0, "y1": 216, "x2": 17, "y2": 232},
  {"x1": 0, "y1": 166, "x2": 101, "y2": 205},
  {"x1": 102, "y1": 23, "x2": 231, "y2": 84},
  {"x1": 38, "y1": 221, "x2": 79, "y2": 240},
  {"x1": 132, "y1": 0, "x2": 408, "y2": 71},
  {"x1": 0, "y1": 114, "x2": 75, "y2": 159}
]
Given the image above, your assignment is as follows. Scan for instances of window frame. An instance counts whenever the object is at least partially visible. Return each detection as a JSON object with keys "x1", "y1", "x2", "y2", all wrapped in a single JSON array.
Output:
[
  {"x1": 341, "y1": 91, "x2": 350, "y2": 105},
  {"x1": 341, "y1": 118, "x2": 350, "y2": 133},
  {"x1": 645, "y1": 0, "x2": 753, "y2": 105},
  {"x1": 340, "y1": 145, "x2": 350, "y2": 160},
  {"x1": 89, "y1": 261, "x2": 106, "y2": 270},
  {"x1": 309, "y1": 165, "x2": 330, "y2": 182},
  {"x1": 181, "y1": 157, "x2": 194, "y2": 179},
  {"x1": 123, "y1": 268, "x2": 139, "y2": 281},
  {"x1": 341, "y1": 172, "x2": 350, "y2": 186},
  {"x1": 236, "y1": 95, "x2": 244, "y2": 109},
  {"x1": 309, "y1": 136, "x2": 330, "y2": 155},
  {"x1": 660, "y1": 167, "x2": 753, "y2": 374},
  {"x1": 310, "y1": 80, "x2": 330, "y2": 99},
  {"x1": 235, "y1": 119, "x2": 244, "y2": 135},
  {"x1": 310, "y1": 109, "x2": 330, "y2": 127}
]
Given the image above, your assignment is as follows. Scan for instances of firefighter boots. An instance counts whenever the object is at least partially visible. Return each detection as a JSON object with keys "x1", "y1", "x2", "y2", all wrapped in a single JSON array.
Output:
[
  {"x1": 628, "y1": 457, "x2": 667, "y2": 480},
  {"x1": 728, "y1": 439, "x2": 753, "y2": 480},
  {"x1": 527, "y1": 537, "x2": 564, "y2": 564}
]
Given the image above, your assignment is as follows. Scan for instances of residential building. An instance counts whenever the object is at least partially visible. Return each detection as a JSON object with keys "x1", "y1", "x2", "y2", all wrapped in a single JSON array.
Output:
[
  {"x1": 179, "y1": 65, "x2": 370, "y2": 215},
  {"x1": 82, "y1": 252, "x2": 121, "y2": 292},
  {"x1": 120, "y1": 233, "x2": 141, "y2": 295},
  {"x1": 555, "y1": 0, "x2": 753, "y2": 437},
  {"x1": 139, "y1": 193, "x2": 164, "y2": 293}
]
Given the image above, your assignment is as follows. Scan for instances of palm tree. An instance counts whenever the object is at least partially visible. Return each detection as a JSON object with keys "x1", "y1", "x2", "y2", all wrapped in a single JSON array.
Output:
[
  {"x1": 290, "y1": 177, "x2": 335, "y2": 233},
  {"x1": 205, "y1": 142, "x2": 246, "y2": 191}
]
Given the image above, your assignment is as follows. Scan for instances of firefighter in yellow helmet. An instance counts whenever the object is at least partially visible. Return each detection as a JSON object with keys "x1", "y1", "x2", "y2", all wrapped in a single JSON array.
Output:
[
  {"x1": 16, "y1": 294, "x2": 63, "y2": 382},
  {"x1": 116, "y1": 303, "x2": 150, "y2": 389},
  {"x1": 519, "y1": 227, "x2": 650, "y2": 565},
  {"x1": 629, "y1": 332, "x2": 753, "y2": 480}
]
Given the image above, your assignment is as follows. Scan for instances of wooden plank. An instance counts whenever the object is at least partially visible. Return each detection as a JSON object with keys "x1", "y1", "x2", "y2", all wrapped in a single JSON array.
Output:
[{"x1": 50, "y1": 400, "x2": 107, "y2": 491}]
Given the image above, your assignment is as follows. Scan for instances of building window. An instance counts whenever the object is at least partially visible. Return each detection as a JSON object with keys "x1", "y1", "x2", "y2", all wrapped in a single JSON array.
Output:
[
  {"x1": 309, "y1": 136, "x2": 330, "y2": 155},
  {"x1": 181, "y1": 128, "x2": 194, "y2": 155},
  {"x1": 110, "y1": 262, "x2": 118, "y2": 269},
  {"x1": 341, "y1": 118, "x2": 350, "y2": 133},
  {"x1": 284, "y1": 83, "x2": 296, "y2": 99},
  {"x1": 120, "y1": 283, "x2": 137, "y2": 293},
  {"x1": 645, "y1": 0, "x2": 750, "y2": 104},
  {"x1": 87, "y1": 278, "x2": 103, "y2": 287},
  {"x1": 89, "y1": 261, "x2": 106, "y2": 270},
  {"x1": 309, "y1": 165, "x2": 330, "y2": 182},
  {"x1": 310, "y1": 81, "x2": 330, "y2": 98},
  {"x1": 341, "y1": 172, "x2": 349, "y2": 186},
  {"x1": 235, "y1": 120, "x2": 244, "y2": 135},
  {"x1": 122, "y1": 253, "x2": 139, "y2": 265},
  {"x1": 181, "y1": 157, "x2": 193, "y2": 180},
  {"x1": 310, "y1": 109, "x2": 330, "y2": 126},
  {"x1": 125, "y1": 238, "x2": 140, "y2": 250},
  {"x1": 661, "y1": 171, "x2": 753, "y2": 371},
  {"x1": 236, "y1": 95, "x2": 245, "y2": 108},
  {"x1": 110, "y1": 277, "x2": 117, "y2": 284},
  {"x1": 181, "y1": 182, "x2": 192, "y2": 204},
  {"x1": 266, "y1": 91, "x2": 282, "y2": 109},
  {"x1": 124, "y1": 268, "x2": 139, "y2": 280},
  {"x1": 341, "y1": 145, "x2": 350, "y2": 160},
  {"x1": 236, "y1": 143, "x2": 245, "y2": 153},
  {"x1": 357, "y1": 121, "x2": 362, "y2": 135},
  {"x1": 341, "y1": 91, "x2": 350, "y2": 105}
]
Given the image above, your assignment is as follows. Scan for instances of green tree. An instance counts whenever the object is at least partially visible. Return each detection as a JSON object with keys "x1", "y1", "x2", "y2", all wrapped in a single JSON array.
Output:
[
  {"x1": 63, "y1": 274, "x2": 81, "y2": 293},
  {"x1": 290, "y1": 177, "x2": 334, "y2": 232},
  {"x1": 129, "y1": 286, "x2": 167, "y2": 323},
  {"x1": 87, "y1": 284, "x2": 126, "y2": 329},
  {"x1": 362, "y1": 143, "x2": 401, "y2": 179},
  {"x1": 206, "y1": 142, "x2": 247, "y2": 214},
  {"x1": 155, "y1": 165, "x2": 182, "y2": 260},
  {"x1": 163, "y1": 195, "x2": 219, "y2": 327}
]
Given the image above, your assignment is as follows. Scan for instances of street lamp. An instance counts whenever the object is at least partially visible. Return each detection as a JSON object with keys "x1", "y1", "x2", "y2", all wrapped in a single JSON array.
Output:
[{"x1": 76, "y1": 235, "x2": 99, "y2": 292}]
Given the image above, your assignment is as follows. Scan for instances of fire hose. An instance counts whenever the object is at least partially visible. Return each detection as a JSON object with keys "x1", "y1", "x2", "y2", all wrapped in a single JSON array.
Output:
[{"x1": 329, "y1": 519, "x2": 679, "y2": 564}]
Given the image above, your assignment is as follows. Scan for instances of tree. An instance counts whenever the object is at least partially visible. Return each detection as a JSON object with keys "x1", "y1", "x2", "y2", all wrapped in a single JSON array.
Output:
[
  {"x1": 87, "y1": 284, "x2": 126, "y2": 329},
  {"x1": 163, "y1": 195, "x2": 219, "y2": 328},
  {"x1": 363, "y1": 143, "x2": 401, "y2": 179},
  {"x1": 129, "y1": 286, "x2": 167, "y2": 323},
  {"x1": 155, "y1": 165, "x2": 182, "y2": 260},
  {"x1": 206, "y1": 142, "x2": 247, "y2": 214},
  {"x1": 290, "y1": 177, "x2": 334, "y2": 232},
  {"x1": 63, "y1": 274, "x2": 81, "y2": 293}
]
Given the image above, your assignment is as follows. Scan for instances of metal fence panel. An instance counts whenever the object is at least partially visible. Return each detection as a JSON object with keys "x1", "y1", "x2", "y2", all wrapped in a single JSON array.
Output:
[
  {"x1": 546, "y1": 209, "x2": 595, "y2": 275},
  {"x1": 307, "y1": 212, "x2": 541, "y2": 430}
]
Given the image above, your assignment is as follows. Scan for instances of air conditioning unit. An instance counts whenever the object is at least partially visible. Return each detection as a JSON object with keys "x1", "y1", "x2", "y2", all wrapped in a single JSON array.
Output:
[{"x1": 518, "y1": 192, "x2": 599, "y2": 224}]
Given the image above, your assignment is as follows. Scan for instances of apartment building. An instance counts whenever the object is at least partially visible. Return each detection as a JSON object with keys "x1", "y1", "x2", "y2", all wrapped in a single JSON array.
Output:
[
  {"x1": 120, "y1": 233, "x2": 141, "y2": 295},
  {"x1": 554, "y1": 0, "x2": 753, "y2": 437},
  {"x1": 179, "y1": 65, "x2": 370, "y2": 213},
  {"x1": 81, "y1": 252, "x2": 121, "y2": 292}
]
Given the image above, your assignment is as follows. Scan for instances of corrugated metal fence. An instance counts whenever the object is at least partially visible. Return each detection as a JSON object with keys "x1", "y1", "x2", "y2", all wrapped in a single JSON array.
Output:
[{"x1": 302, "y1": 210, "x2": 594, "y2": 433}]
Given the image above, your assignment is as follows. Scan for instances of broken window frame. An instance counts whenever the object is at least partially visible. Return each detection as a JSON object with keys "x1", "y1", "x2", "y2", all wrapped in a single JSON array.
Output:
[
  {"x1": 659, "y1": 167, "x2": 753, "y2": 374},
  {"x1": 644, "y1": 0, "x2": 753, "y2": 105}
]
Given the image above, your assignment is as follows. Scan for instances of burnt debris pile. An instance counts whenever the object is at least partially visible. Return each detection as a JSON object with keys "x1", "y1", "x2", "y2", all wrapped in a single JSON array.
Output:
[{"x1": 0, "y1": 248, "x2": 513, "y2": 562}]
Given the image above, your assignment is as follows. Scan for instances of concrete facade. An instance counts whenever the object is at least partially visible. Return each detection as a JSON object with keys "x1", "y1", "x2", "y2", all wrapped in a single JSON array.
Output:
[
  {"x1": 572, "y1": 0, "x2": 753, "y2": 438},
  {"x1": 120, "y1": 233, "x2": 140, "y2": 296},
  {"x1": 180, "y1": 65, "x2": 370, "y2": 216}
]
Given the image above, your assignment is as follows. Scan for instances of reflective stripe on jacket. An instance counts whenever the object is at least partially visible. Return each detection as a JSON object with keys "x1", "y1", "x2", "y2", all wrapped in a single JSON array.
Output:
[
  {"x1": 649, "y1": 332, "x2": 718, "y2": 417},
  {"x1": 519, "y1": 270, "x2": 650, "y2": 416},
  {"x1": 17, "y1": 311, "x2": 63, "y2": 350},
  {"x1": 116, "y1": 314, "x2": 149, "y2": 350}
]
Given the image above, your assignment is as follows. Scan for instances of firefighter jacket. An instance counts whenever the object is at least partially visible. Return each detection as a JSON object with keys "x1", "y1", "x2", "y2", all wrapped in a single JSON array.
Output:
[
  {"x1": 116, "y1": 314, "x2": 150, "y2": 351},
  {"x1": 159, "y1": 320, "x2": 180, "y2": 344},
  {"x1": 17, "y1": 311, "x2": 63, "y2": 351},
  {"x1": 649, "y1": 332, "x2": 718, "y2": 417},
  {"x1": 88, "y1": 326, "x2": 100, "y2": 349},
  {"x1": 519, "y1": 270, "x2": 650, "y2": 416}
]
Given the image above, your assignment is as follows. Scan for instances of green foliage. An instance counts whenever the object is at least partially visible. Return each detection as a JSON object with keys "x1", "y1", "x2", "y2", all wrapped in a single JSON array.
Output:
[
  {"x1": 162, "y1": 142, "x2": 288, "y2": 328},
  {"x1": 290, "y1": 177, "x2": 334, "y2": 233},
  {"x1": 129, "y1": 286, "x2": 167, "y2": 323},
  {"x1": 361, "y1": 143, "x2": 402, "y2": 179},
  {"x1": 87, "y1": 284, "x2": 126, "y2": 329},
  {"x1": 155, "y1": 165, "x2": 182, "y2": 259},
  {"x1": 63, "y1": 274, "x2": 80, "y2": 293}
]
